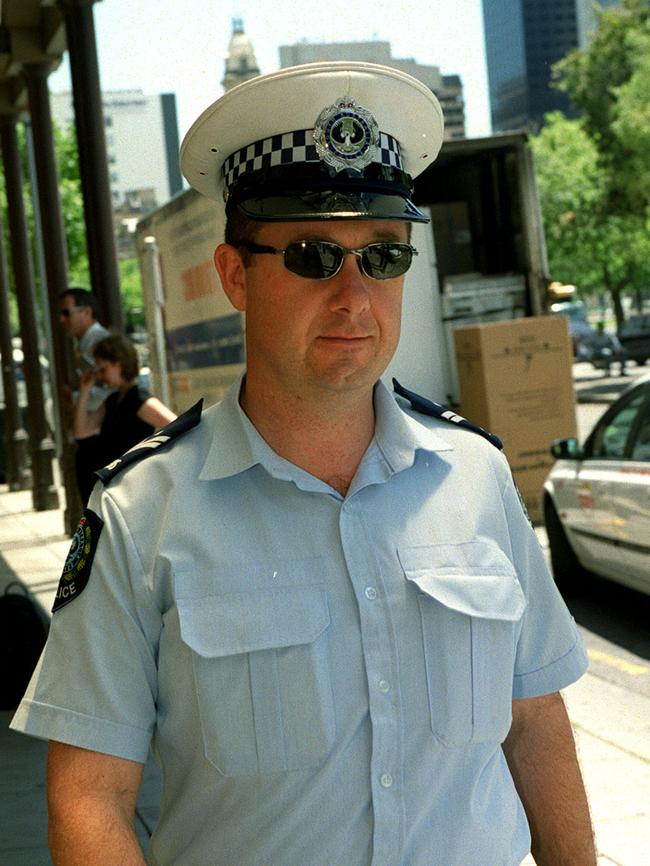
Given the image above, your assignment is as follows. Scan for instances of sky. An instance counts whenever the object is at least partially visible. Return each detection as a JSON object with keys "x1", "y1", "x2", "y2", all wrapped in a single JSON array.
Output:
[{"x1": 48, "y1": 0, "x2": 492, "y2": 141}]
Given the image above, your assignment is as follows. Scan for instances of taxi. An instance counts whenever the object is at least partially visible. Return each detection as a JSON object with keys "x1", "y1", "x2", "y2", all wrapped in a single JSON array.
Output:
[{"x1": 543, "y1": 374, "x2": 650, "y2": 596}]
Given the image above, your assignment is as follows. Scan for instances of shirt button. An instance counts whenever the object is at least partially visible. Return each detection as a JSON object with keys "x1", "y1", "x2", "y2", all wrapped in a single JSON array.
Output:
[
  {"x1": 380, "y1": 773, "x2": 393, "y2": 788},
  {"x1": 365, "y1": 586, "x2": 377, "y2": 600},
  {"x1": 378, "y1": 679, "x2": 390, "y2": 693}
]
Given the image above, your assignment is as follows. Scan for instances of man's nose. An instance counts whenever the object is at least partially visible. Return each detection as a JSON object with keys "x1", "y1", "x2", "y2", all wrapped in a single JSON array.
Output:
[{"x1": 328, "y1": 254, "x2": 371, "y2": 313}]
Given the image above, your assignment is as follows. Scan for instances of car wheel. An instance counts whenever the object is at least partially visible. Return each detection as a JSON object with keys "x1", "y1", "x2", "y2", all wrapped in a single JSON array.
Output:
[{"x1": 543, "y1": 496, "x2": 588, "y2": 596}]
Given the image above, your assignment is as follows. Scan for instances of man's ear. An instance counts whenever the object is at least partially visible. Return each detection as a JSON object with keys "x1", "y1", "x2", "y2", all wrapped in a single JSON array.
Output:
[{"x1": 214, "y1": 244, "x2": 247, "y2": 311}]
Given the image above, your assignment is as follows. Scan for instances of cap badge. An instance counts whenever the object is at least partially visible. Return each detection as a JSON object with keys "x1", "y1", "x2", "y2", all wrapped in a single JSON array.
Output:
[{"x1": 313, "y1": 97, "x2": 380, "y2": 173}]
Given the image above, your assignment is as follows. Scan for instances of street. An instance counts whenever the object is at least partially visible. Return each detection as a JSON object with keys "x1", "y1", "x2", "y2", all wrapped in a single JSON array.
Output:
[{"x1": 531, "y1": 524, "x2": 650, "y2": 866}]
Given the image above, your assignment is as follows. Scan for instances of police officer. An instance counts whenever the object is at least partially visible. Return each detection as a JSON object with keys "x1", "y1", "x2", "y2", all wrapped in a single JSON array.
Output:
[{"x1": 12, "y1": 62, "x2": 596, "y2": 866}]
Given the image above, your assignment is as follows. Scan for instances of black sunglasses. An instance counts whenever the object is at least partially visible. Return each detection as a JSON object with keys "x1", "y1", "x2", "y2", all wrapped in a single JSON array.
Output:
[
  {"x1": 232, "y1": 239, "x2": 417, "y2": 281},
  {"x1": 59, "y1": 305, "x2": 86, "y2": 318}
]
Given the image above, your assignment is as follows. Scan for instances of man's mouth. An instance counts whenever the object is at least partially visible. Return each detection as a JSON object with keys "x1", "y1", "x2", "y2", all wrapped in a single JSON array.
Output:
[{"x1": 320, "y1": 333, "x2": 372, "y2": 342}]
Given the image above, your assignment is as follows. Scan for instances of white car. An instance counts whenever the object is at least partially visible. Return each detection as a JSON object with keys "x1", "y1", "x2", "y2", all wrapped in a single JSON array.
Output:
[{"x1": 543, "y1": 374, "x2": 650, "y2": 596}]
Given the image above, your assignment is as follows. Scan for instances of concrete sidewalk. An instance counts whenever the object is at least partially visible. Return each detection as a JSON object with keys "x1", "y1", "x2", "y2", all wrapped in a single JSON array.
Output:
[{"x1": 1, "y1": 483, "x2": 648, "y2": 865}]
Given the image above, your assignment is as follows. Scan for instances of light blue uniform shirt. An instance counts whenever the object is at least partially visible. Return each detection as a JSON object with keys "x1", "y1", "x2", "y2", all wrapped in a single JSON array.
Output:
[{"x1": 13, "y1": 377, "x2": 587, "y2": 866}]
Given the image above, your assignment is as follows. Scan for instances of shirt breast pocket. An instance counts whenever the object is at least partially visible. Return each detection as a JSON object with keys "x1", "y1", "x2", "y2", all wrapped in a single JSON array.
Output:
[
  {"x1": 175, "y1": 579, "x2": 335, "y2": 776},
  {"x1": 398, "y1": 542, "x2": 527, "y2": 747}
]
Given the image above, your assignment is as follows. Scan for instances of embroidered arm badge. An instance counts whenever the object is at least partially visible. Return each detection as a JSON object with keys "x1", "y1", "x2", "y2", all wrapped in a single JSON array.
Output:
[{"x1": 52, "y1": 509, "x2": 104, "y2": 613}]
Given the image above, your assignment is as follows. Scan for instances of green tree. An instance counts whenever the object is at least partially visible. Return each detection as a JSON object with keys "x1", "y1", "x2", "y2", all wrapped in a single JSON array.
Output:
[
  {"x1": 611, "y1": 32, "x2": 650, "y2": 206},
  {"x1": 119, "y1": 256, "x2": 145, "y2": 332},
  {"x1": 46, "y1": 124, "x2": 146, "y2": 324},
  {"x1": 0, "y1": 120, "x2": 90, "y2": 333},
  {"x1": 545, "y1": 0, "x2": 650, "y2": 325},
  {"x1": 53, "y1": 122, "x2": 90, "y2": 286},
  {"x1": 531, "y1": 112, "x2": 650, "y2": 325},
  {"x1": 1, "y1": 120, "x2": 147, "y2": 331}
]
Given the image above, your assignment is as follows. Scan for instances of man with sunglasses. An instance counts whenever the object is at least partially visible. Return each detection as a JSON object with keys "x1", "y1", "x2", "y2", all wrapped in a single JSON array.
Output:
[
  {"x1": 13, "y1": 63, "x2": 595, "y2": 866},
  {"x1": 58, "y1": 287, "x2": 109, "y2": 374},
  {"x1": 58, "y1": 288, "x2": 111, "y2": 502}
]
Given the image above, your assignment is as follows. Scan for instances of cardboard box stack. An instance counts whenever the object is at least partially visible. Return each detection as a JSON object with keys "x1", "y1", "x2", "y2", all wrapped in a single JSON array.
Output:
[{"x1": 453, "y1": 316, "x2": 577, "y2": 523}]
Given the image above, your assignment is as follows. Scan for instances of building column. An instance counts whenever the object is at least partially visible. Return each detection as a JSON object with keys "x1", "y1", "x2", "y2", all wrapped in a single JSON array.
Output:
[
  {"x1": 22, "y1": 63, "x2": 81, "y2": 530},
  {"x1": 58, "y1": 0, "x2": 123, "y2": 331},
  {"x1": 0, "y1": 209, "x2": 30, "y2": 491},
  {"x1": 0, "y1": 115, "x2": 58, "y2": 510}
]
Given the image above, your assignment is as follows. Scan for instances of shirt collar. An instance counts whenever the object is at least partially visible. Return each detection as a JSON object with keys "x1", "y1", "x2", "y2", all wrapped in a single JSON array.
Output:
[
  {"x1": 372, "y1": 378, "x2": 454, "y2": 475},
  {"x1": 198, "y1": 375, "x2": 333, "y2": 492},
  {"x1": 198, "y1": 374, "x2": 453, "y2": 484}
]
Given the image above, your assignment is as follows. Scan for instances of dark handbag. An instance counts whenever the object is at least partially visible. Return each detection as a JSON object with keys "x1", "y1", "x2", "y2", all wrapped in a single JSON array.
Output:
[{"x1": 0, "y1": 581, "x2": 49, "y2": 710}]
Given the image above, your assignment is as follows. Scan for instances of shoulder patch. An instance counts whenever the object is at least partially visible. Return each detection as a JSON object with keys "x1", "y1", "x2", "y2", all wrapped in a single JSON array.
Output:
[
  {"x1": 515, "y1": 485, "x2": 533, "y2": 526},
  {"x1": 53, "y1": 509, "x2": 104, "y2": 613},
  {"x1": 393, "y1": 379, "x2": 503, "y2": 451},
  {"x1": 95, "y1": 398, "x2": 203, "y2": 486}
]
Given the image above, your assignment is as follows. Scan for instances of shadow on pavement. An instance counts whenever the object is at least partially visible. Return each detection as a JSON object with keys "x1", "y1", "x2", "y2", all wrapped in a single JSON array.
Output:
[
  {"x1": 565, "y1": 577, "x2": 650, "y2": 661},
  {"x1": 575, "y1": 379, "x2": 632, "y2": 403}
]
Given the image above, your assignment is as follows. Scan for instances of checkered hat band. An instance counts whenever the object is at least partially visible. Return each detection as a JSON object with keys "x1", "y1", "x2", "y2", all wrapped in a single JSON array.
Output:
[{"x1": 222, "y1": 129, "x2": 403, "y2": 189}]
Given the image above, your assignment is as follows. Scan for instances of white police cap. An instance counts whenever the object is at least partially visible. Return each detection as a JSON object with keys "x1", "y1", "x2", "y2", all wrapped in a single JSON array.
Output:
[{"x1": 180, "y1": 61, "x2": 444, "y2": 223}]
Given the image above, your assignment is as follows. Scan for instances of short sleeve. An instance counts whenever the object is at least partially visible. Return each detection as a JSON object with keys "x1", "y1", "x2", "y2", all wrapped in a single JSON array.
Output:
[
  {"x1": 10, "y1": 491, "x2": 161, "y2": 763},
  {"x1": 498, "y1": 469, "x2": 588, "y2": 699}
]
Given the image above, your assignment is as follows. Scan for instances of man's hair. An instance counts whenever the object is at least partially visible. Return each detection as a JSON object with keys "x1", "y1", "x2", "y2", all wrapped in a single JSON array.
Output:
[
  {"x1": 59, "y1": 287, "x2": 100, "y2": 318},
  {"x1": 92, "y1": 334, "x2": 140, "y2": 382},
  {"x1": 224, "y1": 209, "x2": 261, "y2": 266}
]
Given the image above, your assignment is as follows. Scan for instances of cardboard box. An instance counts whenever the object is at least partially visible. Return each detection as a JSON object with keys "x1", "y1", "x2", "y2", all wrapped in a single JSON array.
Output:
[{"x1": 453, "y1": 316, "x2": 577, "y2": 523}]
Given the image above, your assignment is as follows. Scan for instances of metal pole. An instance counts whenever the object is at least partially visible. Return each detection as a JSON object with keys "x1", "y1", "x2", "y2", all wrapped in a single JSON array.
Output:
[
  {"x1": 0, "y1": 115, "x2": 58, "y2": 510},
  {"x1": 23, "y1": 63, "x2": 82, "y2": 529},
  {"x1": 0, "y1": 209, "x2": 30, "y2": 491},
  {"x1": 59, "y1": 0, "x2": 123, "y2": 331},
  {"x1": 142, "y1": 236, "x2": 171, "y2": 407},
  {"x1": 23, "y1": 116, "x2": 65, "y2": 462}
]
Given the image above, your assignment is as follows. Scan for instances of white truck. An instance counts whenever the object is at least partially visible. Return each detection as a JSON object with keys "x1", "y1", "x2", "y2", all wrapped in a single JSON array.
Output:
[{"x1": 136, "y1": 132, "x2": 549, "y2": 414}]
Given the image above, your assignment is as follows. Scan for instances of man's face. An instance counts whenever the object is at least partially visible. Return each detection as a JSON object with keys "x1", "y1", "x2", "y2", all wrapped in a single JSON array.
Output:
[
  {"x1": 219, "y1": 219, "x2": 408, "y2": 400},
  {"x1": 58, "y1": 295, "x2": 92, "y2": 338}
]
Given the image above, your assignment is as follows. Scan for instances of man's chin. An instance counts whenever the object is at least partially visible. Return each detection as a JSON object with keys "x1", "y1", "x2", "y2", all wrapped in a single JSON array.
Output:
[{"x1": 306, "y1": 361, "x2": 385, "y2": 395}]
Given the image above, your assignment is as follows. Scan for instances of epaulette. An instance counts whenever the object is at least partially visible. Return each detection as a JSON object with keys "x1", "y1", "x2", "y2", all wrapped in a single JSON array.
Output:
[
  {"x1": 95, "y1": 399, "x2": 204, "y2": 485},
  {"x1": 393, "y1": 379, "x2": 503, "y2": 451}
]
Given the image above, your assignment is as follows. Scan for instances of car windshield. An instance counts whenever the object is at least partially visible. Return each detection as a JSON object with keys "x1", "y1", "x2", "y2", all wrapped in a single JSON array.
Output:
[{"x1": 590, "y1": 390, "x2": 647, "y2": 459}]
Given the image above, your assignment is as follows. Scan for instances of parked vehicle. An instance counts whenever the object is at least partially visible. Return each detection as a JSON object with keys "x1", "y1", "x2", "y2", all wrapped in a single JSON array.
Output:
[
  {"x1": 549, "y1": 299, "x2": 593, "y2": 355},
  {"x1": 617, "y1": 313, "x2": 650, "y2": 366},
  {"x1": 543, "y1": 374, "x2": 650, "y2": 597},
  {"x1": 575, "y1": 324, "x2": 627, "y2": 375}
]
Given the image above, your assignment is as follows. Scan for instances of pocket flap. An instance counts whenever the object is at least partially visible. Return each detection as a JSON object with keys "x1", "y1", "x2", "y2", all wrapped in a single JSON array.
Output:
[
  {"x1": 398, "y1": 541, "x2": 526, "y2": 621},
  {"x1": 176, "y1": 585, "x2": 330, "y2": 658}
]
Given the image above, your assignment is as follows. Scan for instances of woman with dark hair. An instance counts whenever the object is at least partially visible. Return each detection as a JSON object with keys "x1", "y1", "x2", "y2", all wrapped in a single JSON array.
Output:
[{"x1": 73, "y1": 334, "x2": 176, "y2": 503}]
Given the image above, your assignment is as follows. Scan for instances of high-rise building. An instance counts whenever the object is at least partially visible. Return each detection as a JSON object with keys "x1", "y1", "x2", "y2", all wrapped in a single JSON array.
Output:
[
  {"x1": 279, "y1": 41, "x2": 466, "y2": 139},
  {"x1": 50, "y1": 89, "x2": 182, "y2": 211},
  {"x1": 222, "y1": 17, "x2": 260, "y2": 92},
  {"x1": 483, "y1": 0, "x2": 619, "y2": 132}
]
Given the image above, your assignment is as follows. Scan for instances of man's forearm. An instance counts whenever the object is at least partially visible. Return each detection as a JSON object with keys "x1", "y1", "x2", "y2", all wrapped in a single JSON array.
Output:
[
  {"x1": 47, "y1": 742, "x2": 146, "y2": 866},
  {"x1": 503, "y1": 692, "x2": 596, "y2": 866},
  {"x1": 49, "y1": 799, "x2": 146, "y2": 866}
]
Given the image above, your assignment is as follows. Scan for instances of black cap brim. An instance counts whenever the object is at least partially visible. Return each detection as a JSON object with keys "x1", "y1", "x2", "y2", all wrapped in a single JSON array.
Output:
[{"x1": 233, "y1": 190, "x2": 430, "y2": 223}]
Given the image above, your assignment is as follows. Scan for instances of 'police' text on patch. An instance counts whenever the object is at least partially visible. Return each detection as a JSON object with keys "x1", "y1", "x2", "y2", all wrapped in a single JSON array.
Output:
[{"x1": 52, "y1": 509, "x2": 104, "y2": 613}]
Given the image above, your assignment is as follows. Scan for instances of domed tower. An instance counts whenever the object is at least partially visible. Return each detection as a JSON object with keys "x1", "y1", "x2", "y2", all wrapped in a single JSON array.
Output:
[{"x1": 222, "y1": 17, "x2": 261, "y2": 92}]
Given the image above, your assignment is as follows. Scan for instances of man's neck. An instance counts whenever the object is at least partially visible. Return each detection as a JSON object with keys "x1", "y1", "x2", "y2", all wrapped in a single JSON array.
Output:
[
  {"x1": 240, "y1": 376, "x2": 376, "y2": 496},
  {"x1": 78, "y1": 321, "x2": 97, "y2": 343}
]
